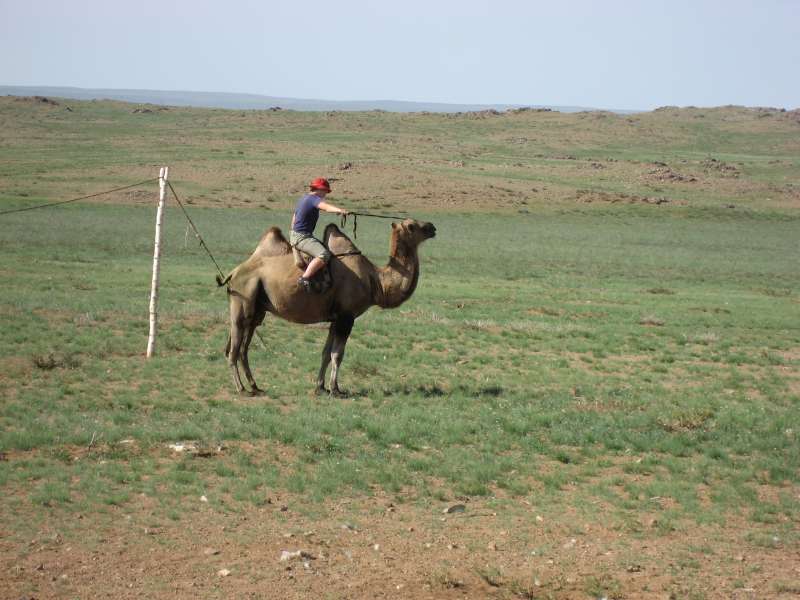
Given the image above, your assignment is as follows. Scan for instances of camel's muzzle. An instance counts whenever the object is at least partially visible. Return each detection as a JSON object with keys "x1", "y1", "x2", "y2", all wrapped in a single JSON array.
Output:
[{"x1": 423, "y1": 222, "x2": 437, "y2": 238}]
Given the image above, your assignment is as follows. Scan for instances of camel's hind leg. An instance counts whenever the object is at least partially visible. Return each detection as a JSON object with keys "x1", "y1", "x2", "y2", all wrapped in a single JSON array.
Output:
[
  {"x1": 241, "y1": 310, "x2": 266, "y2": 395},
  {"x1": 328, "y1": 315, "x2": 355, "y2": 397},
  {"x1": 315, "y1": 323, "x2": 336, "y2": 395},
  {"x1": 227, "y1": 299, "x2": 248, "y2": 394}
]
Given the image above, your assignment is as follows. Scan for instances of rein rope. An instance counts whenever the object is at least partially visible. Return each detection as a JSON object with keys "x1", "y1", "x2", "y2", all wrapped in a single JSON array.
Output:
[{"x1": 339, "y1": 211, "x2": 409, "y2": 239}]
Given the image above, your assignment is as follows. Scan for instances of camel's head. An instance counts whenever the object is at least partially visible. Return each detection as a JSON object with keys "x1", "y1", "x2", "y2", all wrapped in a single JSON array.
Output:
[{"x1": 393, "y1": 219, "x2": 436, "y2": 246}]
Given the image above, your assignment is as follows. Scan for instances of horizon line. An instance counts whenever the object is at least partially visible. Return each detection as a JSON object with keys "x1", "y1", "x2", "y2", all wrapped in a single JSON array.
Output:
[{"x1": 0, "y1": 84, "x2": 645, "y2": 114}]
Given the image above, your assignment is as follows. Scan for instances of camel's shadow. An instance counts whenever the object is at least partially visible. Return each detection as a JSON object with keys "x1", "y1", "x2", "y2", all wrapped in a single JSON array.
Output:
[
  {"x1": 312, "y1": 387, "x2": 371, "y2": 399},
  {"x1": 237, "y1": 383, "x2": 506, "y2": 401},
  {"x1": 378, "y1": 383, "x2": 505, "y2": 399}
]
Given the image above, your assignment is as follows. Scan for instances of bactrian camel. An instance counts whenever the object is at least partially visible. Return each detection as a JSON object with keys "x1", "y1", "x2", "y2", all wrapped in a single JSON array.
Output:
[{"x1": 217, "y1": 218, "x2": 436, "y2": 395}]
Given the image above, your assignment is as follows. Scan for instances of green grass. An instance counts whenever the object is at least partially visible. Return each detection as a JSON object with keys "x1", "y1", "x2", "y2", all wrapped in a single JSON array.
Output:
[
  {"x1": 1, "y1": 198, "x2": 798, "y2": 536},
  {"x1": 1, "y1": 97, "x2": 799, "y2": 586}
]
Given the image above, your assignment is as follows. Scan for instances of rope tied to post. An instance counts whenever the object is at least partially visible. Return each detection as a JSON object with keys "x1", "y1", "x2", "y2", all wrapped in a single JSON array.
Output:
[
  {"x1": 166, "y1": 180, "x2": 226, "y2": 281},
  {"x1": 0, "y1": 177, "x2": 160, "y2": 216},
  {"x1": 164, "y1": 179, "x2": 270, "y2": 350}
]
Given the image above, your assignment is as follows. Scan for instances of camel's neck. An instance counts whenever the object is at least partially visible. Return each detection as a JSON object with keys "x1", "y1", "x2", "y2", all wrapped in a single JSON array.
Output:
[{"x1": 374, "y1": 230, "x2": 421, "y2": 309}]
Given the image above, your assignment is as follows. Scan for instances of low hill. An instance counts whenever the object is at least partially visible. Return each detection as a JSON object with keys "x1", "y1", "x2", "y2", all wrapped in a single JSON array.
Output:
[{"x1": 0, "y1": 95, "x2": 797, "y2": 213}]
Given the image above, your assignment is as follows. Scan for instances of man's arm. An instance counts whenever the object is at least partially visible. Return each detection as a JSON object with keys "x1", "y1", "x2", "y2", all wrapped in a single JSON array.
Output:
[{"x1": 318, "y1": 201, "x2": 348, "y2": 215}]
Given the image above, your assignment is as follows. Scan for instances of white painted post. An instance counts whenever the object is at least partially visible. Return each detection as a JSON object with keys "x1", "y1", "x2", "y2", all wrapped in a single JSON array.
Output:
[{"x1": 146, "y1": 166, "x2": 169, "y2": 358}]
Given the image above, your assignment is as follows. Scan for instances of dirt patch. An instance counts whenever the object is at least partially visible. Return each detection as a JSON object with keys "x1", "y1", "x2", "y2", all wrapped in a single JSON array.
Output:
[
  {"x1": 2, "y1": 490, "x2": 797, "y2": 599},
  {"x1": 644, "y1": 163, "x2": 698, "y2": 183},
  {"x1": 701, "y1": 157, "x2": 740, "y2": 178}
]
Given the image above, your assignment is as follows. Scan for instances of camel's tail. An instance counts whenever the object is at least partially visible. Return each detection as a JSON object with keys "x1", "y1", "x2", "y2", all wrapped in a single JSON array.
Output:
[
  {"x1": 224, "y1": 334, "x2": 231, "y2": 358},
  {"x1": 216, "y1": 273, "x2": 232, "y2": 287}
]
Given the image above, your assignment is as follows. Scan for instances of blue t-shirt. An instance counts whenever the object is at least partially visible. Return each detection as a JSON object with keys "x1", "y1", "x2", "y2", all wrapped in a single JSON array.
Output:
[{"x1": 292, "y1": 193, "x2": 322, "y2": 234}]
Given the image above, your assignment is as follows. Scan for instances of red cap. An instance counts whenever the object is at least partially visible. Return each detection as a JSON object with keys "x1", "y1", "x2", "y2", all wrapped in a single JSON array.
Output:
[{"x1": 310, "y1": 177, "x2": 331, "y2": 192}]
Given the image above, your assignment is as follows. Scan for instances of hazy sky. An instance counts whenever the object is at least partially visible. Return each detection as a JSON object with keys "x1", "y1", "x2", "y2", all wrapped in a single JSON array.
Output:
[{"x1": 1, "y1": 0, "x2": 797, "y2": 110}]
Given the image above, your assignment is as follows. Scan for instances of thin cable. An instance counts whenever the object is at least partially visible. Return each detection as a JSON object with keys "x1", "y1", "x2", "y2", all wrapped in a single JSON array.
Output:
[{"x1": 0, "y1": 178, "x2": 160, "y2": 216}]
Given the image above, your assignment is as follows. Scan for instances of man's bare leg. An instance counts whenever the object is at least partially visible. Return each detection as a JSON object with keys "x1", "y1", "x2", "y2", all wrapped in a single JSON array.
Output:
[{"x1": 302, "y1": 257, "x2": 327, "y2": 280}]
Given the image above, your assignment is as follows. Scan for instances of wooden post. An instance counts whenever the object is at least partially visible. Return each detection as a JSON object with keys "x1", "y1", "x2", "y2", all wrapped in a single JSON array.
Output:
[{"x1": 146, "y1": 167, "x2": 169, "y2": 358}]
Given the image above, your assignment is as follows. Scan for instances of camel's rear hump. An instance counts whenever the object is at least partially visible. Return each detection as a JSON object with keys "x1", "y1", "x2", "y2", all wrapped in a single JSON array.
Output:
[{"x1": 253, "y1": 227, "x2": 292, "y2": 259}]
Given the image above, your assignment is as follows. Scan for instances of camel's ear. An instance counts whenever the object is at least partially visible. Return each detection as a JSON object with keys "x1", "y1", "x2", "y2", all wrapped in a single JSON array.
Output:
[{"x1": 391, "y1": 222, "x2": 398, "y2": 230}]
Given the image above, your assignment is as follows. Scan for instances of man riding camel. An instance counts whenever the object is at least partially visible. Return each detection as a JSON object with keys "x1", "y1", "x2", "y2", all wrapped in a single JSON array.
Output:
[{"x1": 290, "y1": 177, "x2": 348, "y2": 293}]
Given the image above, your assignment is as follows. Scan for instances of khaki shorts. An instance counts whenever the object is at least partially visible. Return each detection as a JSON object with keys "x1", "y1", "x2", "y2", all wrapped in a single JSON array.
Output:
[{"x1": 289, "y1": 231, "x2": 331, "y2": 262}]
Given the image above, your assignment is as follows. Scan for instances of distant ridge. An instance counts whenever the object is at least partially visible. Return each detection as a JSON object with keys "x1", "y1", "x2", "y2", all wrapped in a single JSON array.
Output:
[{"x1": 0, "y1": 85, "x2": 639, "y2": 114}]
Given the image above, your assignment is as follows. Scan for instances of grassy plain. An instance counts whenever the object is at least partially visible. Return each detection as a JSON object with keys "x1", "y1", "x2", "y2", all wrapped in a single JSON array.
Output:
[{"x1": 0, "y1": 96, "x2": 799, "y2": 598}]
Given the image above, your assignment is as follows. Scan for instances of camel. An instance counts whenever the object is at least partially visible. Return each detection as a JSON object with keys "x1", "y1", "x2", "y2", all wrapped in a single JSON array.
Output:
[{"x1": 217, "y1": 218, "x2": 436, "y2": 395}]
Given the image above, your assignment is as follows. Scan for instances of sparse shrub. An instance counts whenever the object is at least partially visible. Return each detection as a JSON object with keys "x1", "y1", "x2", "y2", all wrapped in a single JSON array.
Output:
[
  {"x1": 688, "y1": 332, "x2": 719, "y2": 345},
  {"x1": 32, "y1": 353, "x2": 81, "y2": 370},
  {"x1": 639, "y1": 315, "x2": 665, "y2": 326}
]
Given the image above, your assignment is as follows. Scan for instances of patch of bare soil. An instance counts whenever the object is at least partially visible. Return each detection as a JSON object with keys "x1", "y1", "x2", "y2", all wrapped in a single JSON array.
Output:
[
  {"x1": 3, "y1": 490, "x2": 797, "y2": 599},
  {"x1": 701, "y1": 158, "x2": 740, "y2": 178},
  {"x1": 643, "y1": 162, "x2": 698, "y2": 183}
]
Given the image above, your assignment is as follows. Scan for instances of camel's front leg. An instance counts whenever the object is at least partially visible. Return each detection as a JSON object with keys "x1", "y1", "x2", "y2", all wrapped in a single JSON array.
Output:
[
  {"x1": 328, "y1": 315, "x2": 354, "y2": 397},
  {"x1": 315, "y1": 323, "x2": 335, "y2": 395}
]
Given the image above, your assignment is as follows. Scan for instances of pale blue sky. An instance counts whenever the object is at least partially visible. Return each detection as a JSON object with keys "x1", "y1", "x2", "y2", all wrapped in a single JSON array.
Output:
[{"x1": 1, "y1": 0, "x2": 797, "y2": 110}]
